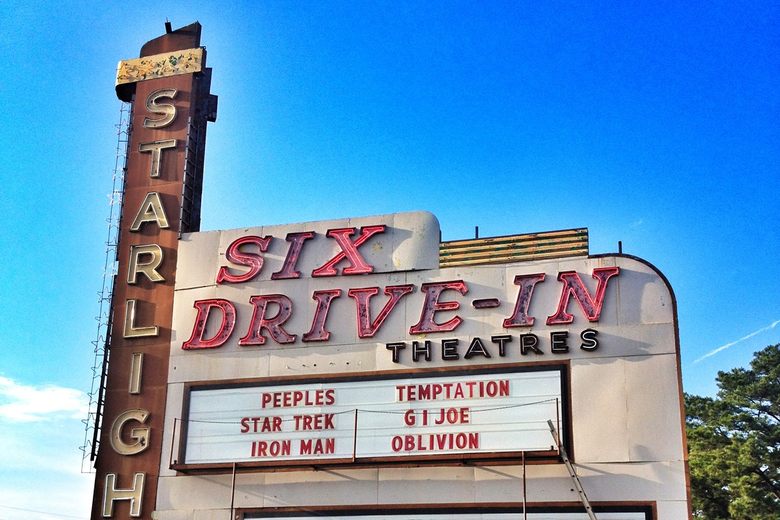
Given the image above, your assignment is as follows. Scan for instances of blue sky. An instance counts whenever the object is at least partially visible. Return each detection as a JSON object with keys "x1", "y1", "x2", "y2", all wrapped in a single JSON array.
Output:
[{"x1": 0, "y1": 1, "x2": 778, "y2": 518}]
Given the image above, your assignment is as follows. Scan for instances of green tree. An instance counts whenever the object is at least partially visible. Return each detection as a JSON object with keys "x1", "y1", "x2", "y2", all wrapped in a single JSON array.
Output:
[{"x1": 686, "y1": 344, "x2": 780, "y2": 518}]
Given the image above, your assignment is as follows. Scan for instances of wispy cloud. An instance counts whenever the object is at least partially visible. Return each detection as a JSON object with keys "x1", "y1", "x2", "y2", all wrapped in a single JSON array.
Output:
[
  {"x1": 693, "y1": 319, "x2": 780, "y2": 364},
  {"x1": 0, "y1": 458, "x2": 93, "y2": 519},
  {"x1": 0, "y1": 376, "x2": 88, "y2": 422},
  {"x1": 0, "y1": 377, "x2": 93, "y2": 520},
  {"x1": 630, "y1": 218, "x2": 644, "y2": 228}
]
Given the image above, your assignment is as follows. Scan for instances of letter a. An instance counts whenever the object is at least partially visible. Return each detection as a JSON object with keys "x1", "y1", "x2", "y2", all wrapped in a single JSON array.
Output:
[{"x1": 130, "y1": 192, "x2": 169, "y2": 231}]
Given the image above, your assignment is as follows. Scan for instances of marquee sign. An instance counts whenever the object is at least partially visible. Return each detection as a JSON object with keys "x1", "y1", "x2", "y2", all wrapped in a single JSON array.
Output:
[
  {"x1": 181, "y1": 367, "x2": 564, "y2": 466},
  {"x1": 163, "y1": 210, "x2": 637, "y2": 473},
  {"x1": 171, "y1": 211, "x2": 620, "y2": 370},
  {"x1": 93, "y1": 22, "x2": 691, "y2": 520}
]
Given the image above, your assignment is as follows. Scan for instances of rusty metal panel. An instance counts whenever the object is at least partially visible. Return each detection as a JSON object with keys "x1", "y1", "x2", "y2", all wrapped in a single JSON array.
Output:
[{"x1": 439, "y1": 228, "x2": 589, "y2": 267}]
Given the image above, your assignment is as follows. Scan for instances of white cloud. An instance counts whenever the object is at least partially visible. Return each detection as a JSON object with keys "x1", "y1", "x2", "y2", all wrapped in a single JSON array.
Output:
[
  {"x1": 0, "y1": 376, "x2": 94, "y2": 519},
  {"x1": 0, "y1": 472, "x2": 93, "y2": 520},
  {"x1": 0, "y1": 375, "x2": 89, "y2": 422},
  {"x1": 693, "y1": 319, "x2": 780, "y2": 364}
]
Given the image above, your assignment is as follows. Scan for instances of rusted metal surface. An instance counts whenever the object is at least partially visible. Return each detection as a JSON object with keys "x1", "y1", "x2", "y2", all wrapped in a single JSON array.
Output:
[{"x1": 439, "y1": 228, "x2": 589, "y2": 268}]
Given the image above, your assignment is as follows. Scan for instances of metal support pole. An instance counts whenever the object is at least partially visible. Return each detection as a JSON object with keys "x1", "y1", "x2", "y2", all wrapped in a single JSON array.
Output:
[
  {"x1": 352, "y1": 409, "x2": 359, "y2": 462},
  {"x1": 547, "y1": 420, "x2": 597, "y2": 520},
  {"x1": 522, "y1": 451, "x2": 527, "y2": 520},
  {"x1": 230, "y1": 462, "x2": 236, "y2": 520}
]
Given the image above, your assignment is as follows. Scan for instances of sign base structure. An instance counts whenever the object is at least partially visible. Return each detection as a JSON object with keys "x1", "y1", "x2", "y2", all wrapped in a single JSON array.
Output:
[
  {"x1": 92, "y1": 24, "x2": 691, "y2": 520},
  {"x1": 241, "y1": 507, "x2": 655, "y2": 519}
]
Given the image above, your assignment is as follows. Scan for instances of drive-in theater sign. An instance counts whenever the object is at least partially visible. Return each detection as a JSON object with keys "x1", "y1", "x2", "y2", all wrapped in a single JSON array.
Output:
[{"x1": 90, "y1": 22, "x2": 691, "y2": 520}]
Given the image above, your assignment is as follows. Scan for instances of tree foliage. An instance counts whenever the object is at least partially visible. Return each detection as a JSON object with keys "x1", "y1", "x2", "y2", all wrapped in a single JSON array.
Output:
[{"x1": 686, "y1": 344, "x2": 780, "y2": 518}]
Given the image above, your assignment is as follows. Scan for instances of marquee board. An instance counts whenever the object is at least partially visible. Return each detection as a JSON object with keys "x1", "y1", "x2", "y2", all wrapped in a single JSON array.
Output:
[{"x1": 182, "y1": 367, "x2": 564, "y2": 466}]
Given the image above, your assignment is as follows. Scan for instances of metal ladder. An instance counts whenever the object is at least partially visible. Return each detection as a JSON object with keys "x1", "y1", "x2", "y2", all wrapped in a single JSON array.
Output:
[{"x1": 547, "y1": 420, "x2": 597, "y2": 520}]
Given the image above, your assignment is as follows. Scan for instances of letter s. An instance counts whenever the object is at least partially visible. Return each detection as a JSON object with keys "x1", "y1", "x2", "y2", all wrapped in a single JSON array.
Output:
[
  {"x1": 144, "y1": 88, "x2": 177, "y2": 128},
  {"x1": 580, "y1": 328, "x2": 599, "y2": 351}
]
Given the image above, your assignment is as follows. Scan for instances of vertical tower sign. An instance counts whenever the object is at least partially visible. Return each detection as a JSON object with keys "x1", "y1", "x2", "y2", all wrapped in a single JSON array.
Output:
[{"x1": 91, "y1": 22, "x2": 217, "y2": 519}]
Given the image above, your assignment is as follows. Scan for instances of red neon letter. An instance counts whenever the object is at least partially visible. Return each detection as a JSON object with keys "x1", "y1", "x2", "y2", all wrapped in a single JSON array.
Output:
[
  {"x1": 216, "y1": 235, "x2": 271, "y2": 284},
  {"x1": 546, "y1": 267, "x2": 620, "y2": 325},
  {"x1": 311, "y1": 225, "x2": 386, "y2": 277},
  {"x1": 503, "y1": 273, "x2": 546, "y2": 327},
  {"x1": 348, "y1": 285, "x2": 415, "y2": 338},
  {"x1": 182, "y1": 299, "x2": 236, "y2": 350},
  {"x1": 303, "y1": 289, "x2": 342, "y2": 342},
  {"x1": 272, "y1": 231, "x2": 315, "y2": 280},
  {"x1": 239, "y1": 295, "x2": 296, "y2": 346},
  {"x1": 409, "y1": 281, "x2": 468, "y2": 334}
]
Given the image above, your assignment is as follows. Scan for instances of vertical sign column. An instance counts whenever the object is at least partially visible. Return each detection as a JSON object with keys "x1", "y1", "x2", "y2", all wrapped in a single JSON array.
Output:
[{"x1": 91, "y1": 22, "x2": 217, "y2": 519}]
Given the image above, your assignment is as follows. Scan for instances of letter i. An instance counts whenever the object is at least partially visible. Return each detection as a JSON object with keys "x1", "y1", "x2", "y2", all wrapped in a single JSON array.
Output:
[{"x1": 129, "y1": 353, "x2": 143, "y2": 394}]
